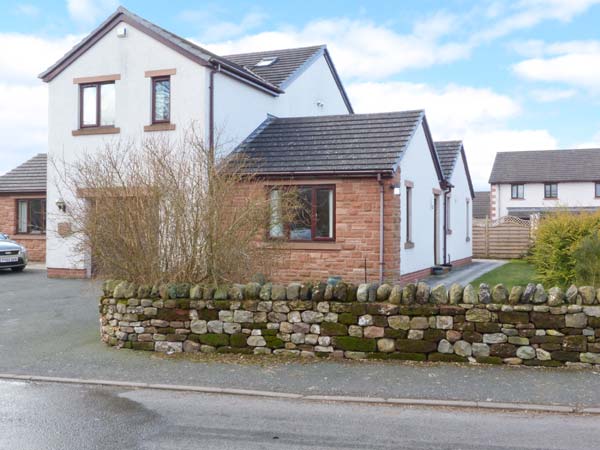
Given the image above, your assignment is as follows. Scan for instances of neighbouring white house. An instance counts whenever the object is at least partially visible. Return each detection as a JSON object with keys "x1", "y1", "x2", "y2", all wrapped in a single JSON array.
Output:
[
  {"x1": 40, "y1": 7, "x2": 351, "y2": 278},
  {"x1": 40, "y1": 6, "x2": 474, "y2": 282},
  {"x1": 489, "y1": 149, "x2": 600, "y2": 220}
]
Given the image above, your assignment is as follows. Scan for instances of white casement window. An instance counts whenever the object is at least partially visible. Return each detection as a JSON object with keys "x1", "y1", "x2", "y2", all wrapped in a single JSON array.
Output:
[
  {"x1": 466, "y1": 199, "x2": 471, "y2": 241},
  {"x1": 544, "y1": 183, "x2": 558, "y2": 199},
  {"x1": 80, "y1": 82, "x2": 115, "y2": 128},
  {"x1": 511, "y1": 184, "x2": 524, "y2": 199}
]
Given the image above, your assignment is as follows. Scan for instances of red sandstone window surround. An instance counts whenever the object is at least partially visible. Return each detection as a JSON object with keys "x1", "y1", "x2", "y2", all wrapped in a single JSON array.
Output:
[{"x1": 268, "y1": 185, "x2": 335, "y2": 242}]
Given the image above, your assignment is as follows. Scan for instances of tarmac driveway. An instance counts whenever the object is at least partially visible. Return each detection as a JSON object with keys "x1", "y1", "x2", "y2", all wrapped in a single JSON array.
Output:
[{"x1": 3, "y1": 267, "x2": 600, "y2": 407}]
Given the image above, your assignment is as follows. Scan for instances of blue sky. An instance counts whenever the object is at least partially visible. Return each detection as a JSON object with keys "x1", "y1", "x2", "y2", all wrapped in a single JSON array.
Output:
[{"x1": 2, "y1": 0, "x2": 600, "y2": 188}]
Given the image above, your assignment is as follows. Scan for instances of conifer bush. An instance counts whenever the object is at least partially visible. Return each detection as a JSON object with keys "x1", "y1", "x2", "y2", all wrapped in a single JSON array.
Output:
[{"x1": 530, "y1": 210, "x2": 600, "y2": 287}]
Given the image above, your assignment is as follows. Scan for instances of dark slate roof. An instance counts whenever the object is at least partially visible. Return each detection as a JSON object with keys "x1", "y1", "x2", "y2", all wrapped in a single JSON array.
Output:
[
  {"x1": 489, "y1": 148, "x2": 600, "y2": 184},
  {"x1": 434, "y1": 141, "x2": 462, "y2": 180},
  {"x1": 0, "y1": 154, "x2": 47, "y2": 193},
  {"x1": 473, "y1": 191, "x2": 490, "y2": 219},
  {"x1": 224, "y1": 45, "x2": 325, "y2": 89},
  {"x1": 235, "y1": 111, "x2": 426, "y2": 175}
]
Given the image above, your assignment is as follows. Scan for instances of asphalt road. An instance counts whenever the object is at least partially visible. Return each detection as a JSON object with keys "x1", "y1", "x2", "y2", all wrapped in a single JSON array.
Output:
[
  {"x1": 1, "y1": 380, "x2": 599, "y2": 450},
  {"x1": 3, "y1": 268, "x2": 600, "y2": 408}
]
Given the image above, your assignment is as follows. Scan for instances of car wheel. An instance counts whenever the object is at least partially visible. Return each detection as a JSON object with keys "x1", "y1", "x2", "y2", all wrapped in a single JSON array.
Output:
[{"x1": 11, "y1": 266, "x2": 24, "y2": 272}]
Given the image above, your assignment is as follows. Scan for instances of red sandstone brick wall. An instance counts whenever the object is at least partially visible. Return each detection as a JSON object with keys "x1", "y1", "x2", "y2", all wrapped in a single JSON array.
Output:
[
  {"x1": 0, "y1": 194, "x2": 46, "y2": 262},
  {"x1": 252, "y1": 177, "x2": 402, "y2": 284}
]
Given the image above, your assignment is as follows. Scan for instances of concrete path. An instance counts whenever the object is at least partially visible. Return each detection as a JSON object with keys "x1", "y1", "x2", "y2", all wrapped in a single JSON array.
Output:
[
  {"x1": 3, "y1": 267, "x2": 600, "y2": 409},
  {"x1": 2, "y1": 380, "x2": 600, "y2": 450},
  {"x1": 424, "y1": 259, "x2": 507, "y2": 288}
]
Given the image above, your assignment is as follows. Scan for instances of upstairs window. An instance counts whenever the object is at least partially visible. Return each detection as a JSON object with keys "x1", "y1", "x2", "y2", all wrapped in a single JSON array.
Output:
[
  {"x1": 152, "y1": 76, "x2": 171, "y2": 123},
  {"x1": 511, "y1": 184, "x2": 524, "y2": 199},
  {"x1": 80, "y1": 82, "x2": 115, "y2": 128},
  {"x1": 17, "y1": 199, "x2": 46, "y2": 234},
  {"x1": 544, "y1": 183, "x2": 558, "y2": 199},
  {"x1": 268, "y1": 185, "x2": 335, "y2": 241}
]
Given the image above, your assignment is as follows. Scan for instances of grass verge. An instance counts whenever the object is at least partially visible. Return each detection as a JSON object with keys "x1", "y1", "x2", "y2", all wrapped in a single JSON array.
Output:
[{"x1": 470, "y1": 259, "x2": 536, "y2": 290}]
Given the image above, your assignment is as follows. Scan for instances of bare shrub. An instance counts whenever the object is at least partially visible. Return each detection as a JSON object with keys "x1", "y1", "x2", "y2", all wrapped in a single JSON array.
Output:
[{"x1": 52, "y1": 126, "x2": 297, "y2": 285}]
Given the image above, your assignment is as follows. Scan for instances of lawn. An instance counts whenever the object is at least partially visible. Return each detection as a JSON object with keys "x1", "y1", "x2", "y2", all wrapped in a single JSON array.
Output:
[{"x1": 470, "y1": 260, "x2": 537, "y2": 290}]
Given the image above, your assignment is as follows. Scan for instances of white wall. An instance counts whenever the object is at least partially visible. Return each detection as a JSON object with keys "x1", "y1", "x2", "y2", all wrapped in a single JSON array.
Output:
[
  {"x1": 445, "y1": 154, "x2": 473, "y2": 263},
  {"x1": 494, "y1": 182, "x2": 600, "y2": 217},
  {"x1": 213, "y1": 54, "x2": 350, "y2": 155},
  {"x1": 399, "y1": 124, "x2": 442, "y2": 276},
  {"x1": 47, "y1": 21, "x2": 208, "y2": 271}
]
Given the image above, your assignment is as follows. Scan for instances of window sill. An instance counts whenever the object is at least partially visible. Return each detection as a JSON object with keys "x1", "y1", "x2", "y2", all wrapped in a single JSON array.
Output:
[
  {"x1": 144, "y1": 123, "x2": 176, "y2": 132},
  {"x1": 511, "y1": 198, "x2": 525, "y2": 200},
  {"x1": 404, "y1": 241, "x2": 415, "y2": 249},
  {"x1": 72, "y1": 127, "x2": 120, "y2": 136},
  {"x1": 544, "y1": 197, "x2": 558, "y2": 200},
  {"x1": 12, "y1": 234, "x2": 46, "y2": 240},
  {"x1": 265, "y1": 241, "x2": 342, "y2": 251}
]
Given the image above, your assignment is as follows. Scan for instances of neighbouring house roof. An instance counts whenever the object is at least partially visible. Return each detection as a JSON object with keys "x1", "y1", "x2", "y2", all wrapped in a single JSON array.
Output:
[
  {"x1": 489, "y1": 148, "x2": 600, "y2": 184},
  {"x1": 434, "y1": 140, "x2": 475, "y2": 198},
  {"x1": 38, "y1": 7, "x2": 352, "y2": 111},
  {"x1": 473, "y1": 191, "x2": 490, "y2": 219},
  {"x1": 235, "y1": 110, "x2": 443, "y2": 178},
  {"x1": 0, "y1": 153, "x2": 47, "y2": 193}
]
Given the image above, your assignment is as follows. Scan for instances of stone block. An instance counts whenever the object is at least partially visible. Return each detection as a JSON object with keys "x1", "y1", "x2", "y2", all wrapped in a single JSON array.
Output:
[{"x1": 395, "y1": 339, "x2": 437, "y2": 353}]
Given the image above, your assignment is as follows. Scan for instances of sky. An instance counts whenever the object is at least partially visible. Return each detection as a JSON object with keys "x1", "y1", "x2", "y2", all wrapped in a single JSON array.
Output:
[{"x1": 2, "y1": 0, "x2": 600, "y2": 189}]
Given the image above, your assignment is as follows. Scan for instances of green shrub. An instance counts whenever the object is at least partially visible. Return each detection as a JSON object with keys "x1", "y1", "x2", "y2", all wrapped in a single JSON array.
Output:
[
  {"x1": 530, "y1": 210, "x2": 600, "y2": 287},
  {"x1": 573, "y1": 232, "x2": 600, "y2": 286}
]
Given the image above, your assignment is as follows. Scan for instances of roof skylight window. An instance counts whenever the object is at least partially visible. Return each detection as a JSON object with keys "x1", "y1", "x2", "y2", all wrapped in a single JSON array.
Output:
[{"x1": 255, "y1": 57, "x2": 278, "y2": 67}]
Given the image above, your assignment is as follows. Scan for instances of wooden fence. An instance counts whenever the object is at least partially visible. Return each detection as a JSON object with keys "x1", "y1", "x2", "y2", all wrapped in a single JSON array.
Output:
[{"x1": 473, "y1": 216, "x2": 532, "y2": 259}]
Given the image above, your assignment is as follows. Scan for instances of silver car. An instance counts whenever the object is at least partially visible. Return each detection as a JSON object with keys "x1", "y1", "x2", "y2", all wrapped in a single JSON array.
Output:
[{"x1": 0, "y1": 233, "x2": 28, "y2": 272}]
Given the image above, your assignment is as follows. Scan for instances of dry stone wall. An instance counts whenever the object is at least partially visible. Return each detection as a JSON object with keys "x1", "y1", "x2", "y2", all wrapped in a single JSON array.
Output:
[{"x1": 99, "y1": 280, "x2": 600, "y2": 367}]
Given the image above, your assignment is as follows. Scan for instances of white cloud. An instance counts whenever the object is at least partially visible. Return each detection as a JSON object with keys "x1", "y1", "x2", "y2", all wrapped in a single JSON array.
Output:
[
  {"x1": 15, "y1": 4, "x2": 40, "y2": 17},
  {"x1": 180, "y1": 11, "x2": 267, "y2": 42},
  {"x1": 66, "y1": 0, "x2": 117, "y2": 26},
  {"x1": 473, "y1": 0, "x2": 600, "y2": 42},
  {"x1": 346, "y1": 81, "x2": 557, "y2": 189},
  {"x1": 0, "y1": 33, "x2": 80, "y2": 82},
  {"x1": 531, "y1": 88, "x2": 577, "y2": 102},
  {"x1": 0, "y1": 33, "x2": 79, "y2": 175},
  {"x1": 203, "y1": 17, "x2": 471, "y2": 80},
  {"x1": 514, "y1": 51, "x2": 600, "y2": 91},
  {"x1": 0, "y1": 83, "x2": 48, "y2": 176}
]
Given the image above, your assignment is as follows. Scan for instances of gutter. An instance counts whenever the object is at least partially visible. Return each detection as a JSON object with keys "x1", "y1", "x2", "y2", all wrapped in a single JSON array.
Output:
[
  {"x1": 378, "y1": 173, "x2": 384, "y2": 284},
  {"x1": 209, "y1": 58, "x2": 283, "y2": 96}
]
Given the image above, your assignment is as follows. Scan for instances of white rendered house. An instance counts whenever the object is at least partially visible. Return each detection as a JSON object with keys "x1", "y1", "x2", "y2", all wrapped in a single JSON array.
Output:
[
  {"x1": 489, "y1": 149, "x2": 600, "y2": 220},
  {"x1": 40, "y1": 7, "x2": 352, "y2": 278}
]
